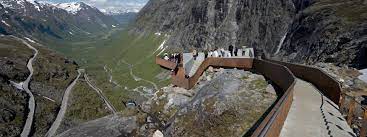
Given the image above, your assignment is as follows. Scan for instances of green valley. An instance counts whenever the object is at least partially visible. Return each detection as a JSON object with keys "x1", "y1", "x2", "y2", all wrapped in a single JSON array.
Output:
[{"x1": 48, "y1": 29, "x2": 171, "y2": 111}]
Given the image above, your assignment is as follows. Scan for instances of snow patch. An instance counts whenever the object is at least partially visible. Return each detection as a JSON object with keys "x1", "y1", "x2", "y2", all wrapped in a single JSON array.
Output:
[
  {"x1": 24, "y1": 37, "x2": 36, "y2": 43},
  {"x1": 155, "y1": 32, "x2": 161, "y2": 36},
  {"x1": 274, "y1": 33, "x2": 287, "y2": 55},
  {"x1": 1, "y1": 20, "x2": 11, "y2": 27},
  {"x1": 358, "y1": 69, "x2": 367, "y2": 83},
  {"x1": 153, "y1": 39, "x2": 166, "y2": 54},
  {"x1": 55, "y1": 2, "x2": 82, "y2": 14}
]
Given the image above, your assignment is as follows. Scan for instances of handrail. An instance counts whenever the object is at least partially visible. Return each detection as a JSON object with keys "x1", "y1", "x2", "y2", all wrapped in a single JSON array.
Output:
[
  {"x1": 158, "y1": 57, "x2": 295, "y2": 137},
  {"x1": 251, "y1": 59, "x2": 296, "y2": 137},
  {"x1": 155, "y1": 56, "x2": 177, "y2": 70},
  {"x1": 170, "y1": 57, "x2": 253, "y2": 89},
  {"x1": 267, "y1": 59, "x2": 342, "y2": 105},
  {"x1": 267, "y1": 59, "x2": 366, "y2": 137},
  {"x1": 156, "y1": 56, "x2": 365, "y2": 136}
]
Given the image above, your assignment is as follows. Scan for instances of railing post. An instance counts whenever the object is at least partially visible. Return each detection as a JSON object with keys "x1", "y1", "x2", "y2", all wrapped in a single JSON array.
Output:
[
  {"x1": 347, "y1": 100, "x2": 356, "y2": 125},
  {"x1": 360, "y1": 109, "x2": 367, "y2": 137}
]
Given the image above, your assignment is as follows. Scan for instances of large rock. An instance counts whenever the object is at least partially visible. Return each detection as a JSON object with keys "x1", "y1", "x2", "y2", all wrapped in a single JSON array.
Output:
[{"x1": 164, "y1": 70, "x2": 276, "y2": 137}]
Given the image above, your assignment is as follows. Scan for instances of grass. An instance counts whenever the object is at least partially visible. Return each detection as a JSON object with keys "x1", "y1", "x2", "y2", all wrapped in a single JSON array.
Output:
[
  {"x1": 249, "y1": 79, "x2": 267, "y2": 92},
  {"x1": 45, "y1": 29, "x2": 171, "y2": 112},
  {"x1": 306, "y1": 0, "x2": 367, "y2": 23},
  {"x1": 65, "y1": 81, "x2": 110, "y2": 122}
]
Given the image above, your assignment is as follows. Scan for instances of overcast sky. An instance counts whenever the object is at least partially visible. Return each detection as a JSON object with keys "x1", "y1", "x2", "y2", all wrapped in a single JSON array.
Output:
[{"x1": 44, "y1": 0, "x2": 148, "y2": 12}]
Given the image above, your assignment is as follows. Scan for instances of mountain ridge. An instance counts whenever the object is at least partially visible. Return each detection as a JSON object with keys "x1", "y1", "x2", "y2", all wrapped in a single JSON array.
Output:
[{"x1": 0, "y1": 0, "x2": 119, "y2": 42}]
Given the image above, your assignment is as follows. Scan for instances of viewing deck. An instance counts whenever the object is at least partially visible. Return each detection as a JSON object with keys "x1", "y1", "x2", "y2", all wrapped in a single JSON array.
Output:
[{"x1": 155, "y1": 56, "x2": 367, "y2": 137}]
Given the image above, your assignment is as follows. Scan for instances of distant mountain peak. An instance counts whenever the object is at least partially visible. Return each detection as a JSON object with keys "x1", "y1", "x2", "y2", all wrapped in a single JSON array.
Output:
[{"x1": 54, "y1": 2, "x2": 91, "y2": 14}]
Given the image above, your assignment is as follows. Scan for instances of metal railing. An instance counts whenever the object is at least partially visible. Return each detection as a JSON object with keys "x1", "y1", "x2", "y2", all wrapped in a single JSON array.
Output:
[
  {"x1": 156, "y1": 57, "x2": 366, "y2": 136},
  {"x1": 267, "y1": 59, "x2": 366, "y2": 137}
]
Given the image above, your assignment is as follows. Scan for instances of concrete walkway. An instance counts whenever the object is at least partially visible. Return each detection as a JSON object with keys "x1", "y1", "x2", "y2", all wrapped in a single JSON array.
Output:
[{"x1": 280, "y1": 79, "x2": 356, "y2": 137}]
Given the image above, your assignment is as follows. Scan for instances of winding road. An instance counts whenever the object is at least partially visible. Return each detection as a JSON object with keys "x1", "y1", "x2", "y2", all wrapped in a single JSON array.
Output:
[
  {"x1": 84, "y1": 73, "x2": 117, "y2": 114},
  {"x1": 17, "y1": 37, "x2": 38, "y2": 137},
  {"x1": 120, "y1": 59, "x2": 158, "y2": 91},
  {"x1": 45, "y1": 69, "x2": 83, "y2": 137}
]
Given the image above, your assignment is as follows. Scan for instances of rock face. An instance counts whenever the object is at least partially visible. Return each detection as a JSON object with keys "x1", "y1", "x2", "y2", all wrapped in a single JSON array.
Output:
[
  {"x1": 135, "y1": 0, "x2": 367, "y2": 68},
  {"x1": 164, "y1": 70, "x2": 276, "y2": 137},
  {"x1": 135, "y1": 0, "x2": 296, "y2": 53},
  {"x1": 275, "y1": 0, "x2": 367, "y2": 69},
  {"x1": 57, "y1": 69, "x2": 276, "y2": 137}
]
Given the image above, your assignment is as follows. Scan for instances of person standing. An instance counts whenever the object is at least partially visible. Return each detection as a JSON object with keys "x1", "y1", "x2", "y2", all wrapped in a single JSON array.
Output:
[
  {"x1": 229, "y1": 45, "x2": 234, "y2": 56},
  {"x1": 213, "y1": 49, "x2": 219, "y2": 57},
  {"x1": 192, "y1": 49, "x2": 198, "y2": 60}
]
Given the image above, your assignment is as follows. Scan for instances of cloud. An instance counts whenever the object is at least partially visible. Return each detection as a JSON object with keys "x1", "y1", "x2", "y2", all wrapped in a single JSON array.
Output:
[{"x1": 81, "y1": 0, "x2": 148, "y2": 13}]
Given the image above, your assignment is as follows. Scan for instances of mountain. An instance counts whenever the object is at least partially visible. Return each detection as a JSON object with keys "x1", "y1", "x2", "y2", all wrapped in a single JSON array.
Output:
[
  {"x1": 134, "y1": 0, "x2": 367, "y2": 68},
  {"x1": 0, "y1": 0, "x2": 119, "y2": 41},
  {"x1": 54, "y1": 2, "x2": 120, "y2": 32},
  {"x1": 109, "y1": 12, "x2": 137, "y2": 25},
  {"x1": 274, "y1": 0, "x2": 367, "y2": 69},
  {"x1": 134, "y1": 0, "x2": 295, "y2": 52}
]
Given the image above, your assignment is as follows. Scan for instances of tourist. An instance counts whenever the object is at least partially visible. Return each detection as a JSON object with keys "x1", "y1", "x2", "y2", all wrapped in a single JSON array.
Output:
[
  {"x1": 176, "y1": 53, "x2": 181, "y2": 64},
  {"x1": 208, "y1": 50, "x2": 212, "y2": 57},
  {"x1": 227, "y1": 51, "x2": 232, "y2": 57},
  {"x1": 164, "y1": 53, "x2": 169, "y2": 60},
  {"x1": 234, "y1": 47, "x2": 238, "y2": 56},
  {"x1": 220, "y1": 48, "x2": 225, "y2": 57},
  {"x1": 193, "y1": 49, "x2": 198, "y2": 60},
  {"x1": 217, "y1": 48, "x2": 222, "y2": 57},
  {"x1": 229, "y1": 45, "x2": 234, "y2": 56},
  {"x1": 213, "y1": 49, "x2": 219, "y2": 57}
]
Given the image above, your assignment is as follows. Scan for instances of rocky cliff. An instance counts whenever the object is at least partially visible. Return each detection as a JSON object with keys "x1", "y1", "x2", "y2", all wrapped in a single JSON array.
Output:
[
  {"x1": 135, "y1": 0, "x2": 367, "y2": 68},
  {"x1": 275, "y1": 0, "x2": 367, "y2": 69},
  {"x1": 134, "y1": 0, "x2": 296, "y2": 53}
]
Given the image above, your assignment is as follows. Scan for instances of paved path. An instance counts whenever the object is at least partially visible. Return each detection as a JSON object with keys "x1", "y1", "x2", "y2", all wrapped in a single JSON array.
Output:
[
  {"x1": 17, "y1": 37, "x2": 38, "y2": 137},
  {"x1": 45, "y1": 69, "x2": 83, "y2": 137},
  {"x1": 84, "y1": 73, "x2": 117, "y2": 114},
  {"x1": 280, "y1": 79, "x2": 355, "y2": 137}
]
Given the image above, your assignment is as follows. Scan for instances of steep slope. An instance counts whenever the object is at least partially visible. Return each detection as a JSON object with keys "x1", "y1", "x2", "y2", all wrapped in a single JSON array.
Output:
[
  {"x1": 135, "y1": 0, "x2": 366, "y2": 69},
  {"x1": 275, "y1": 0, "x2": 367, "y2": 69},
  {"x1": 0, "y1": 35, "x2": 110, "y2": 137},
  {"x1": 134, "y1": 0, "x2": 296, "y2": 53}
]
